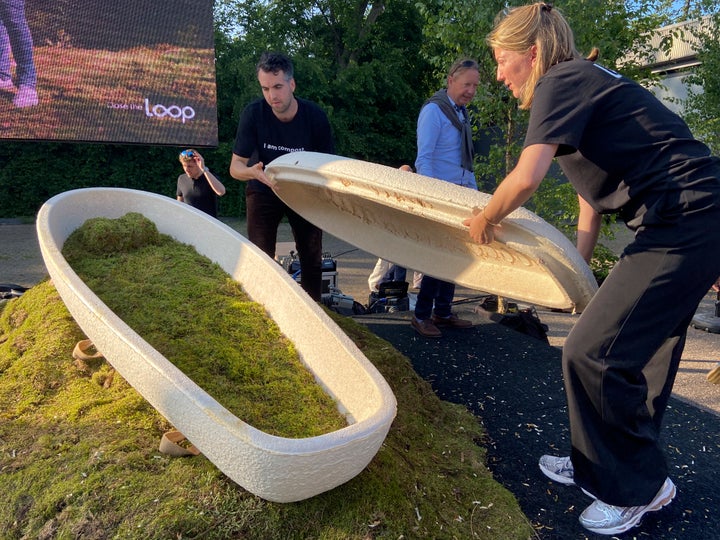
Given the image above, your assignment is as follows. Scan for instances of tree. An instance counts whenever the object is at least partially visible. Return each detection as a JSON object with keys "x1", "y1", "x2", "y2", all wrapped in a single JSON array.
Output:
[{"x1": 214, "y1": 0, "x2": 428, "y2": 167}]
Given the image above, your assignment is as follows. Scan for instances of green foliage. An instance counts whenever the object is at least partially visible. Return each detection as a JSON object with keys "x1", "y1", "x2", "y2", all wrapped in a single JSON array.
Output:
[
  {"x1": 328, "y1": 58, "x2": 422, "y2": 164},
  {"x1": 562, "y1": 0, "x2": 668, "y2": 76},
  {"x1": 589, "y1": 243, "x2": 619, "y2": 285},
  {"x1": 0, "y1": 142, "x2": 245, "y2": 218}
]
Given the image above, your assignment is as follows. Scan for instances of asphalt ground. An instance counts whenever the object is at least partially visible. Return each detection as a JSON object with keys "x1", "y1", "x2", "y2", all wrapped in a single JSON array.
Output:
[{"x1": 3, "y1": 217, "x2": 719, "y2": 538}]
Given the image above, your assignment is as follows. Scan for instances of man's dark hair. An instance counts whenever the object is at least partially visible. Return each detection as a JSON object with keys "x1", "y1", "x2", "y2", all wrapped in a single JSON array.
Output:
[{"x1": 256, "y1": 52, "x2": 294, "y2": 80}]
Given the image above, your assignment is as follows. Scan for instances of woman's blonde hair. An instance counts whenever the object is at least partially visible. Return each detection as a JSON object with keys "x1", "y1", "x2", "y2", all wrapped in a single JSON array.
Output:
[{"x1": 487, "y1": 2, "x2": 597, "y2": 110}]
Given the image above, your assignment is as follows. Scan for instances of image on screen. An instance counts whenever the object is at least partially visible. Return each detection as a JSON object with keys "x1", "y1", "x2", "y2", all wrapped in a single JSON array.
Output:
[{"x1": 0, "y1": 0, "x2": 217, "y2": 146}]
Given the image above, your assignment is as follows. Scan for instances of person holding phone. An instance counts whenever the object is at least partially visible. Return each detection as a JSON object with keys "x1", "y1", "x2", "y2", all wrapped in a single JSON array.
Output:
[{"x1": 176, "y1": 149, "x2": 226, "y2": 218}]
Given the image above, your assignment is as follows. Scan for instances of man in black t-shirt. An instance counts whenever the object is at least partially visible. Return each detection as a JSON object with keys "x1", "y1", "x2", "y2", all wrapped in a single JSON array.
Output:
[
  {"x1": 176, "y1": 149, "x2": 226, "y2": 218},
  {"x1": 229, "y1": 52, "x2": 334, "y2": 301}
]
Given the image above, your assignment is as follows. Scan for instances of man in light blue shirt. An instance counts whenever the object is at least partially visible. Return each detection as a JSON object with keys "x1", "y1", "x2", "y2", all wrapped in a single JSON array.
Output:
[
  {"x1": 412, "y1": 58, "x2": 480, "y2": 338},
  {"x1": 415, "y1": 60, "x2": 479, "y2": 190}
]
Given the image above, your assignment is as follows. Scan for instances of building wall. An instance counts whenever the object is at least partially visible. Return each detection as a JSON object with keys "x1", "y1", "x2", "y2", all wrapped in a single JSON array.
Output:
[{"x1": 640, "y1": 16, "x2": 711, "y2": 115}]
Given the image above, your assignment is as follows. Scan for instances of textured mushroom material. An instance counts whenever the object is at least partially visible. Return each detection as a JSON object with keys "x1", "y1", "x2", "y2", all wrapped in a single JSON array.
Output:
[
  {"x1": 266, "y1": 151, "x2": 598, "y2": 312},
  {"x1": 36, "y1": 187, "x2": 397, "y2": 503}
]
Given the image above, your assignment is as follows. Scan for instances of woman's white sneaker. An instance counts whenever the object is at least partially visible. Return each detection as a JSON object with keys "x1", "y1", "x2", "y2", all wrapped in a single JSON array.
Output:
[
  {"x1": 579, "y1": 477, "x2": 676, "y2": 535},
  {"x1": 538, "y1": 455, "x2": 575, "y2": 485}
]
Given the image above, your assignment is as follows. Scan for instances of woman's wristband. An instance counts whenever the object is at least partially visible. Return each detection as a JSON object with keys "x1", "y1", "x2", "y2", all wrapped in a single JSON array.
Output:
[{"x1": 481, "y1": 209, "x2": 501, "y2": 227}]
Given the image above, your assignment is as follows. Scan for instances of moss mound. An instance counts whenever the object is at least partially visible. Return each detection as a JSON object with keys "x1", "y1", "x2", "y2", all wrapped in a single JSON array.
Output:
[
  {"x1": 62, "y1": 212, "x2": 162, "y2": 257},
  {"x1": 60, "y1": 214, "x2": 346, "y2": 438}
]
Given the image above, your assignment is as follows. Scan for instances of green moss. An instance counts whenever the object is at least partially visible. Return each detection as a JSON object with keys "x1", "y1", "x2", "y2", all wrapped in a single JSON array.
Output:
[
  {"x1": 62, "y1": 214, "x2": 346, "y2": 438},
  {"x1": 62, "y1": 212, "x2": 162, "y2": 257}
]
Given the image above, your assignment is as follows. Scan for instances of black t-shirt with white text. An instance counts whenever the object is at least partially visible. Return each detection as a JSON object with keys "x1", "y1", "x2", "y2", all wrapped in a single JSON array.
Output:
[{"x1": 232, "y1": 97, "x2": 335, "y2": 194}]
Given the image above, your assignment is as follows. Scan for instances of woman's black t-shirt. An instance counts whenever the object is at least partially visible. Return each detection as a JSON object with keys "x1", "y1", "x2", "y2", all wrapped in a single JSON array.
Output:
[
  {"x1": 525, "y1": 59, "x2": 720, "y2": 227},
  {"x1": 232, "y1": 97, "x2": 335, "y2": 194}
]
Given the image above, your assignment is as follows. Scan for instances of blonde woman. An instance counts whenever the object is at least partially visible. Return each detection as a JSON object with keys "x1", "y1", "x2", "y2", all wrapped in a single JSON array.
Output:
[{"x1": 465, "y1": 2, "x2": 720, "y2": 535}]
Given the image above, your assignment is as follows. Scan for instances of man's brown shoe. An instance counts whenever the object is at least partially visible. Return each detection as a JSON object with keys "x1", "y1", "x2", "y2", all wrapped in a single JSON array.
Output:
[
  {"x1": 431, "y1": 313, "x2": 473, "y2": 329},
  {"x1": 411, "y1": 316, "x2": 442, "y2": 338}
]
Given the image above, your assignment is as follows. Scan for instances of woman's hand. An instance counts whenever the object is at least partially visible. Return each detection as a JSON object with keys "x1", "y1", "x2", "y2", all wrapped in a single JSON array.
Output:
[
  {"x1": 463, "y1": 143, "x2": 557, "y2": 245},
  {"x1": 464, "y1": 208, "x2": 499, "y2": 244}
]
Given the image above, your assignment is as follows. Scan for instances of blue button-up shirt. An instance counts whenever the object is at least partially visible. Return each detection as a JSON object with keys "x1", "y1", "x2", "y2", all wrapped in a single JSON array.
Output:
[{"x1": 415, "y1": 98, "x2": 478, "y2": 189}]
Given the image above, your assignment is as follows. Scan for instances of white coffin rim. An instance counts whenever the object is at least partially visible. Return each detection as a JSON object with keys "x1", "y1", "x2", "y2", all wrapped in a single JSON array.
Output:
[{"x1": 36, "y1": 187, "x2": 397, "y2": 503}]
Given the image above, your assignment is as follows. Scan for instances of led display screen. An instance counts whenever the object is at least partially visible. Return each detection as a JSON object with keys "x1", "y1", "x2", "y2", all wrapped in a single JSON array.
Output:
[{"x1": 0, "y1": 0, "x2": 217, "y2": 146}]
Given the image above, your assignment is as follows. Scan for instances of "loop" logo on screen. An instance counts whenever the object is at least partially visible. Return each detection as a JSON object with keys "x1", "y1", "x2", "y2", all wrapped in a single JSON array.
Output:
[{"x1": 144, "y1": 99, "x2": 196, "y2": 123}]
